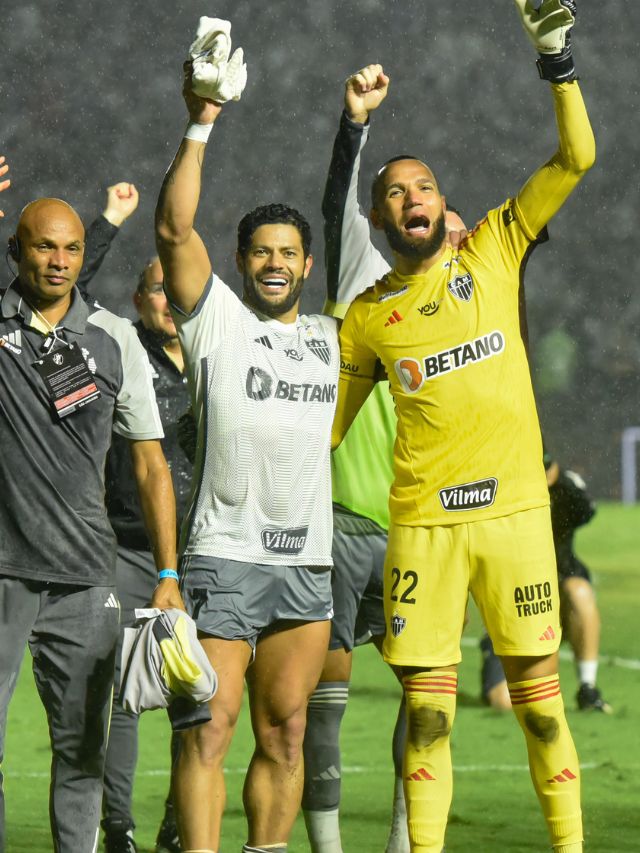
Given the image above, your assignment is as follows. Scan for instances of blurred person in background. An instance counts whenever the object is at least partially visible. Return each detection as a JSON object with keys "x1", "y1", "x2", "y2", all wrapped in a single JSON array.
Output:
[{"x1": 302, "y1": 65, "x2": 468, "y2": 853}]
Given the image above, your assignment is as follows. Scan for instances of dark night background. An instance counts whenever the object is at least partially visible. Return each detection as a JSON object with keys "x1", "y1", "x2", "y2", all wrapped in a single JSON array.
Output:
[{"x1": 2, "y1": 1, "x2": 639, "y2": 498}]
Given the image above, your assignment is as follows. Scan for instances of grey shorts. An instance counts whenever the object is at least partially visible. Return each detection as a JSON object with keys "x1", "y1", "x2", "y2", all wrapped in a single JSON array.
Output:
[
  {"x1": 180, "y1": 555, "x2": 333, "y2": 649},
  {"x1": 329, "y1": 518, "x2": 387, "y2": 652},
  {"x1": 557, "y1": 551, "x2": 592, "y2": 584}
]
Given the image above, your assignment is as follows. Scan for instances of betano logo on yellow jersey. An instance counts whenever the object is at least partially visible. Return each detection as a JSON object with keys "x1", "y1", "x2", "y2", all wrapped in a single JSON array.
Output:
[{"x1": 394, "y1": 330, "x2": 505, "y2": 393}]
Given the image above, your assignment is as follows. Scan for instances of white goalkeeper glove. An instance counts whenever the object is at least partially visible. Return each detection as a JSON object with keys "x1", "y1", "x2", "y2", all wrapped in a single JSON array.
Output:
[
  {"x1": 188, "y1": 17, "x2": 247, "y2": 103},
  {"x1": 513, "y1": 0, "x2": 577, "y2": 83}
]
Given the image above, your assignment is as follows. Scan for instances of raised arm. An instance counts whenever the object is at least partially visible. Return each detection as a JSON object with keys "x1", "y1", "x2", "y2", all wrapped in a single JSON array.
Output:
[
  {"x1": 513, "y1": 1, "x2": 595, "y2": 237},
  {"x1": 323, "y1": 65, "x2": 391, "y2": 317},
  {"x1": 77, "y1": 182, "x2": 139, "y2": 301},
  {"x1": 0, "y1": 156, "x2": 9, "y2": 218},
  {"x1": 154, "y1": 67, "x2": 221, "y2": 315}
]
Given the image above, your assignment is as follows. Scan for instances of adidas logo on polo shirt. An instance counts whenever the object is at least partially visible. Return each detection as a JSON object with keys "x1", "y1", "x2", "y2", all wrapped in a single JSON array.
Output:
[
  {"x1": 104, "y1": 593, "x2": 119, "y2": 608},
  {"x1": 0, "y1": 330, "x2": 22, "y2": 354}
]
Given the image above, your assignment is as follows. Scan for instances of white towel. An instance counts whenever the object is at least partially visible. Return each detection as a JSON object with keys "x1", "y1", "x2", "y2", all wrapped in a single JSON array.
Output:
[{"x1": 188, "y1": 16, "x2": 247, "y2": 103}]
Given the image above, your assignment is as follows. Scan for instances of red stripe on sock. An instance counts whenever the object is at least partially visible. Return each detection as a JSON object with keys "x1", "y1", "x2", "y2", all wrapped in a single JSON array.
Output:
[
  {"x1": 510, "y1": 687, "x2": 561, "y2": 705},
  {"x1": 405, "y1": 676, "x2": 457, "y2": 689},
  {"x1": 509, "y1": 677, "x2": 559, "y2": 695},
  {"x1": 406, "y1": 687, "x2": 458, "y2": 696},
  {"x1": 509, "y1": 679, "x2": 559, "y2": 700},
  {"x1": 405, "y1": 675, "x2": 458, "y2": 683}
]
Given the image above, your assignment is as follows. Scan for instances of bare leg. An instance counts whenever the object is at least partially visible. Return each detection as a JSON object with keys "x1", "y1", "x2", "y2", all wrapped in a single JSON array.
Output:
[
  {"x1": 480, "y1": 634, "x2": 511, "y2": 710},
  {"x1": 244, "y1": 619, "x2": 330, "y2": 845},
  {"x1": 174, "y1": 637, "x2": 252, "y2": 851},
  {"x1": 319, "y1": 646, "x2": 352, "y2": 682},
  {"x1": 560, "y1": 577, "x2": 600, "y2": 675}
]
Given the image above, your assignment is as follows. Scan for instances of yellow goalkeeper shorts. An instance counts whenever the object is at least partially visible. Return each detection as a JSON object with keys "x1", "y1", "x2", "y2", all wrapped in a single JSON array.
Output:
[{"x1": 382, "y1": 505, "x2": 561, "y2": 668}]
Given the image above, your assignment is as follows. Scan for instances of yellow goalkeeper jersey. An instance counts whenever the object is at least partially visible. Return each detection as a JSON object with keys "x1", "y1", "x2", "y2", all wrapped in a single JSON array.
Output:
[
  {"x1": 336, "y1": 200, "x2": 550, "y2": 526},
  {"x1": 333, "y1": 81, "x2": 595, "y2": 528}
]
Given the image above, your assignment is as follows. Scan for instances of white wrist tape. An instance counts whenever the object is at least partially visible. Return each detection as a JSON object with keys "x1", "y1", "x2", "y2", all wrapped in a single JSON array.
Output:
[{"x1": 184, "y1": 122, "x2": 214, "y2": 143}]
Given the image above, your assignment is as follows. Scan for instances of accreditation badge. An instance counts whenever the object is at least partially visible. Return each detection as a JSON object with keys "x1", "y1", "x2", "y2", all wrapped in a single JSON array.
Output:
[{"x1": 33, "y1": 342, "x2": 101, "y2": 418}]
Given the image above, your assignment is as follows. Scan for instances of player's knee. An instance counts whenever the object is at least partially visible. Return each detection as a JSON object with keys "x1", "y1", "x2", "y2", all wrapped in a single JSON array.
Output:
[
  {"x1": 284, "y1": 708, "x2": 308, "y2": 749},
  {"x1": 406, "y1": 701, "x2": 452, "y2": 749},
  {"x1": 181, "y1": 713, "x2": 234, "y2": 765},
  {"x1": 256, "y1": 705, "x2": 307, "y2": 766},
  {"x1": 522, "y1": 710, "x2": 559, "y2": 744},
  {"x1": 563, "y1": 576, "x2": 594, "y2": 608}
]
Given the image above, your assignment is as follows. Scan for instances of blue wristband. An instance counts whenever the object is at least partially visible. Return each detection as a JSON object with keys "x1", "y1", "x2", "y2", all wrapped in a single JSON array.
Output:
[{"x1": 158, "y1": 569, "x2": 179, "y2": 581}]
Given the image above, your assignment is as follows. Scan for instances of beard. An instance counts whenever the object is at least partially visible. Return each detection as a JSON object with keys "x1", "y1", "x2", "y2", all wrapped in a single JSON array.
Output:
[
  {"x1": 382, "y1": 209, "x2": 446, "y2": 261},
  {"x1": 243, "y1": 273, "x2": 305, "y2": 318}
]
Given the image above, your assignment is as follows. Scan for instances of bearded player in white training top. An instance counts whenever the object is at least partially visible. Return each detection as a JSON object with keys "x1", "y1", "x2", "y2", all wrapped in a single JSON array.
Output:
[{"x1": 155, "y1": 21, "x2": 339, "y2": 853}]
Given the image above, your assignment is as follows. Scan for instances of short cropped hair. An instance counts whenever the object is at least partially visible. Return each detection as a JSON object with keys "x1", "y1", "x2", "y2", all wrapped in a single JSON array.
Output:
[
  {"x1": 370, "y1": 155, "x2": 425, "y2": 208},
  {"x1": 237, "y1": 204, "x2": 312, "y2": 258}
]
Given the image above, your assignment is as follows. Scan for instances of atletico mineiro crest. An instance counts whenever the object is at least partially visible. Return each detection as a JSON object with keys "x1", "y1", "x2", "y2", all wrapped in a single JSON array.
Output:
[
  {"x1": 305, "y1": 337, "x2": 331, "y2": 365},
  {"x1": 447, "y1": 273, "x2": 474, "y2": 302},
  {"x1": 391, "y1": 612, "x2": 406, "y2": 638}
]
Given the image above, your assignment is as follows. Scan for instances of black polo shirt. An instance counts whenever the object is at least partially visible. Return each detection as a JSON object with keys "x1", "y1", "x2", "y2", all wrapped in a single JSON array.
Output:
[
  {"x1": 105, "y1": 321, "x2": 192, "y2": 548},
  {"x1": 76, "y1": 216, "x2": 193, "y2": 549},
  {"x1": 0, "y1": 281, "x2": 163, "y2": 586}
]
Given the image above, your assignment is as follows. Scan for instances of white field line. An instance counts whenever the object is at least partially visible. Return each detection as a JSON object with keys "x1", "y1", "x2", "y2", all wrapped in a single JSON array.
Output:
[
  {"x1": 7, "y1": 642, "x2": 637, "y2": 780},
  {"x1": 460, "y1": 635, "x2": 640, "y2": 671}
]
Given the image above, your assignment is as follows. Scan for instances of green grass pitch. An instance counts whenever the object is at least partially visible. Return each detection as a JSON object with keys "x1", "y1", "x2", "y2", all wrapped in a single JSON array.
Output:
[{"x1": 3, "y1": 503, "x2": 639, "y2": 851}]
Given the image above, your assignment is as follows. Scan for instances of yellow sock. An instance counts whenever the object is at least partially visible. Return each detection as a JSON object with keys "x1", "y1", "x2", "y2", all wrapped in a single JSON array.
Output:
[
  {"x1": 403, "y1": 671, "x2": 457, "y2": 853},
  {"x1": 508, "y1": 675, "x2": 582, "y2": 850}
]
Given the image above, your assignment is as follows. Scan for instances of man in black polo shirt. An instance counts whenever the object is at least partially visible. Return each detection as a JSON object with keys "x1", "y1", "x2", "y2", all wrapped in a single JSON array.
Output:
[{"x1": 0, "y1": 197, "x2": 182, "y2": 853}]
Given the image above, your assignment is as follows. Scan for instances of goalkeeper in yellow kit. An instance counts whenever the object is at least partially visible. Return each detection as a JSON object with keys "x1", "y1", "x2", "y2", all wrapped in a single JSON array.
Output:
[{"x1": 332, "y1": 2, "x2": 594, "y2": 851}]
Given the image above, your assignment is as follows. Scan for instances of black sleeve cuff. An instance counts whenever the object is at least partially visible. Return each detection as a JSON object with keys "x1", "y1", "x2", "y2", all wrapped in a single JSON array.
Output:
[{"x1": 536, "y1": 49, "x2": 576, "y2": 84}]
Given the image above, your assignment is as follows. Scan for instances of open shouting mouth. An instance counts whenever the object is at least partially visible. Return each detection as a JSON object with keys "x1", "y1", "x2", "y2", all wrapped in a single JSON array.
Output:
[{"x1": 403, "y1": 215, "x2": 431, "y2": 236}]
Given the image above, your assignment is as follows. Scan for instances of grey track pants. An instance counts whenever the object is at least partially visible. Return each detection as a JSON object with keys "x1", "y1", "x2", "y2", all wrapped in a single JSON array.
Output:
[{"x1": 0, "y1": 576, "x2": 120, "y2": 853}]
